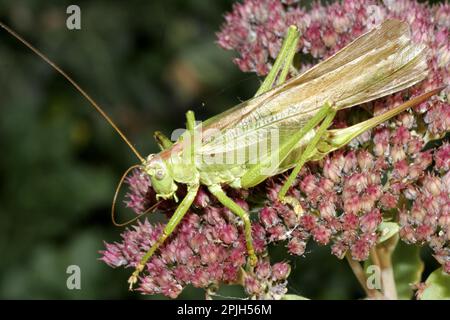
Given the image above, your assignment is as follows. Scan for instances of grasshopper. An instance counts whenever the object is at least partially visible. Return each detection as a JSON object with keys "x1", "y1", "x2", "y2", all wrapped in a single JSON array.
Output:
[{"x1": 1, "y1": 19, "x2": 443, "y2": 290}]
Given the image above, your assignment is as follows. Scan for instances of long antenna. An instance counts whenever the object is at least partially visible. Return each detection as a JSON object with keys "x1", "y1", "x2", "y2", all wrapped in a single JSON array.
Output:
[
  {"x1": 0, "y1": 21, "x2": 145, "y2": 163},
  {"x1": 111, "y1": 164, "x2": 163, "y2": 227}
]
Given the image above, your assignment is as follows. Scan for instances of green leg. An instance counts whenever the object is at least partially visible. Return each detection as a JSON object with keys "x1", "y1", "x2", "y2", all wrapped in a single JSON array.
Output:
[
  {"x1": 208, "y1": 184, "x2": 257, "y2": 266},
  {"x1": 317, "y1": 89, "x2": 443, "y2": 158},
  {"x1": 153, "y1": 131, "x2": 173, "y2": 151},
  {"x1": 128, "y1": 184, "x2": 199, "y2": 290},
  {"x1": 278, "y1": 108, "x2": 337, "y2": 201},
  {"x1": 255, "y1": 25, "x2": 300, "y2": 97},
  {"x1": 153, "y1": 110, "x2": 196, "y2": 152}
]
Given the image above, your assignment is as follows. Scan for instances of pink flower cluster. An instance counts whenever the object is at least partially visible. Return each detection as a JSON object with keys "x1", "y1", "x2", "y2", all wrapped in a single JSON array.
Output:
[
  {"x1": 217, "y1": 0, "x2": 449, "y2": 269},
  {"x1": 261, "y1": 138, "x2": 448, "y2": 265},
  {"x1": 399, "y1": 143, "x2": 450, "y2": 273},
  {"x1": 101, "y1": 181, "x2": 289, "y2": 298},
  {"x1": 101, "y1": 0, "x2": 449, "y2": 298},
  {"x1": 217, "y1": 0, "x2": 450, "y2": 97}
]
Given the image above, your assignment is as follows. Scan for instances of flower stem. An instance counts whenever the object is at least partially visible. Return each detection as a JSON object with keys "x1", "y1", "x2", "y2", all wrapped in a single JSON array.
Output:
[{"x1": 376, "y1": 235, "x2": 399, "y2": 300}]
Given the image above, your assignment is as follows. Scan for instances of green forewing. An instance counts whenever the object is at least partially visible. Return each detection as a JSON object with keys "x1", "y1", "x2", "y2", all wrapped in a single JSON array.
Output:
[{"x1": 195, "y1": 20, "x2": 429, "y2": 187}]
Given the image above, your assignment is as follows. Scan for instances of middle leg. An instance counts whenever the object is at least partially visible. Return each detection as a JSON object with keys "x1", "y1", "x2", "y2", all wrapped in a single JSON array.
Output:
[
  {"x1": 208, "y1": 184, "x2": 257, "y2": 266},
  {"x1": 278, "y1": 108, "x2": 337, "y2": 210}
]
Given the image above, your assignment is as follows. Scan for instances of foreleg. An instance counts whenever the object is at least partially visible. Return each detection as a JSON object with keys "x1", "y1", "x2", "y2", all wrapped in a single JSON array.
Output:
[{"x1": 128, "y1": 184, "x2": 199, "y2": 289}]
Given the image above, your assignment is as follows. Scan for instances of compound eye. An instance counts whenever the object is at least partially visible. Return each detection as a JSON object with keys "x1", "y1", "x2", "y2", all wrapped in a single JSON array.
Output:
[{"x1": 155, "y1": 169, "x2": 165, "y2": 180}]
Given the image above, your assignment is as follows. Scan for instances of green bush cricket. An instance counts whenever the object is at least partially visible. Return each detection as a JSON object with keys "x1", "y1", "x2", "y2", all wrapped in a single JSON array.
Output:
[{"x1": 0, "y1": 19, "x2": 444, "y2": 290}]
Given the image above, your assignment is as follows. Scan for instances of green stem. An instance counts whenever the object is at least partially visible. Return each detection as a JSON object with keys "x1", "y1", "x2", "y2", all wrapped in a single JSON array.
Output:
[{"x1": 376, "y1": 235, "x2": 399, "y2": 300}]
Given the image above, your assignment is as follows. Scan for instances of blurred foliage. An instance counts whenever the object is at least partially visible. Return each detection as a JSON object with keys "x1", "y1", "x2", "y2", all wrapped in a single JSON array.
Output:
[
  {"x1": 421, "y1": 268, "x2": 450, "y2": 300},
  {"x1": 0, "y1": 0, "x2": 443, "y2": 299}
]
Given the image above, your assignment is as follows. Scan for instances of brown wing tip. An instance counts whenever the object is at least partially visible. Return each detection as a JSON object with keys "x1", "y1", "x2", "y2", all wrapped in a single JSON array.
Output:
[
  {"x1": 425, "y1": 85, "x2": 446, "y2": 98},
  {"x1": 381, "y1": 19, "x2": 407, "y2": 28},
  {"x1": 406, "y1": 85, "x2": 446, "y2": 108},
  {"x1": 379, "y1": 19, "x2": 409, "y2": 39}
]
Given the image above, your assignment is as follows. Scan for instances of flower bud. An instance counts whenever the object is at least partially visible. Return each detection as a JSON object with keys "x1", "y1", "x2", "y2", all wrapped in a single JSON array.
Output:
[
  {"x1": 193, "y1": 188, "x2": 210, "y2": 208},
  {"x1": 288, "y1": 237, "x2": 306, "y2": 256},
  {"x1": 392, "y1": 126, "x2": 410, "y2": 145},
  {"x1": 244, "y1": 275, "x2": 261, "y2": 296},
  {"x1": 343, "y1": 151, "x2": 357, "y2": 173},
  {"x1": 400, "y1": 225, "x2": 417, "y2": 244},
  {"x1": 342, "y1": 213, "x2": 359, "y2": 231},
  {"x1": 300, "y1": 174, "x2": 318, "y2": 194},
  {"x1": 360, "y1": 209, "x2": 382, "y2": 233},
  {"x1": 391, "y1": 144, "x2": 406, "y2": 162},
  {"x1": 357, "y1": 150, "x2": 374, "y2": 171},
  {"x1": 312, "y1": 225, "x2": 332, "y2": 245},
  {"x1": 322, "y1": 27, "x2": 338, "y2": 47},
  {"x1": 219, "y1": 224, "x2": 238, "y2": 244},
  {"x1": 434, "y1": 143, "x2": 450, "y2": 171},
  {"x1": 397, "y1": 112, "x2": 416, "y2": 129},
  {"x1": 331, "y1": 241, "x2": 348, "y2": 259},
  {"x1": 380, "y1": 193, "x2": 398, "y2": 208},
  {"x1": 403, "y1": 185, "x2": 418, "y2": 200},
  {"x1": 319, "y1": 200, "x2": 336, "y2": 218},
  {"x1": 260, "y1": 207, "x2": 280, "y2": 227},
  {"x1": 393, "y1": 159, "x2": 409, "y2": 178},
  {"x1": 301, "y1": 214, "x2": 317, "y2": 231},
  {"x1": 272, "y1": 262, "x2": 291, "y2": 280},
  {"x1": 323, "y1": 158, "x2": 342, "y2": 183},
  {"x1": 423, "y1": 174, "x2": 442, "y2": 196},
  {"x1": 255, "y1": 261, "x2": 271, "y2": 280},
  {"x1": 407, "y1": 137, "x2": 424, "y2": 154}
]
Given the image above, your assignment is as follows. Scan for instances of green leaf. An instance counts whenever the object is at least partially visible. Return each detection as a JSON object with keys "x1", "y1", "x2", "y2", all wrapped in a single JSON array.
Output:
[
  {"x1": 282, "y1": 294, "x2": 309, "y2": 300},
  {"x1": 421, "y1": 268, "x2": 450, "y2": 300},
  {"x1": 392, "y1": 242, "x2": 424, "y2": 300},
  {"x1": 377, "y1": 222, "x2": 399, "y2": 243}
]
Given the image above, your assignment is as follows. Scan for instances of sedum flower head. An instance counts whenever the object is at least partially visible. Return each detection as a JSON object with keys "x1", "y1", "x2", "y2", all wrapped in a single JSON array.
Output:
[
  {"x1": 102, "y1": 0, "x2": 449, "y2": 298},
  {"x1": 100, "y1": 179, "x2": 289, "y2": 298},
  {"x1": 217, "y1": 0, "x2": 449, "y2": 270}
]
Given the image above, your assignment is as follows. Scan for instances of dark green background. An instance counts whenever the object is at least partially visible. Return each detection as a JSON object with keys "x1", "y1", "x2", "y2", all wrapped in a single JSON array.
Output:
[{"x1": 0, "y1": 0, "x2": 441, "y2": 299}]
